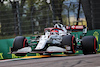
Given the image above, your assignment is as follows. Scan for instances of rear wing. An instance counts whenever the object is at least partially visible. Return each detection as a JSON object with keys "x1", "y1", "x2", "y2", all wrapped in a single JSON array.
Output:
[
  {"x1": 66, "y1": 25, "x2": 84, "y2": 31},
  {"x1": 66, "y1": 25, "x2": 87, "y2": 34}
]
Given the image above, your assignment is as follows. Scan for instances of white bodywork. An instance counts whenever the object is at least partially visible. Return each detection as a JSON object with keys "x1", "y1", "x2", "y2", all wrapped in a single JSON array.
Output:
[
  {"x1": 35, "y1": 35, "x2": 50, "y2": 50},
  {"x1": 47, "y1": 46, "x2": 72, "y2": 53},
  {"x1": 47, "y1": 46, "x2": 66, "y2": 52},
  {"x1": 17, "y1": 47, "x2": 32, "y2": 53},
  {"x1": 14, "y1": 23, "x2": 68, "y2": 53},
  {"x1": 12, "y1": 22, "x2": 88, "y2": 54},
  {"x1": 35, "y1": 24, "x2": 68, "y2": 51}
]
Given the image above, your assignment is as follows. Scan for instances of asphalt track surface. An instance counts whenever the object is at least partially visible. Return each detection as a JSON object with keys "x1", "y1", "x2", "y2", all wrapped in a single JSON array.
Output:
[{"x1": 0, "y1": 54, "x2": 100, "y2": 67}]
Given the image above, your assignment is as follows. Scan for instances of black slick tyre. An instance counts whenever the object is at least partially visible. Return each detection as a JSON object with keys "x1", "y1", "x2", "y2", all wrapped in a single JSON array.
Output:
[
  {"x1": 82, "y1": 36, "x2": 97, "y2": 55},
  {"x1": 62, "y1": 35, "x2": 76, "y2": 54},
  {"x1": 11, "y1": 36, "x2": 28, "y2": 56}
]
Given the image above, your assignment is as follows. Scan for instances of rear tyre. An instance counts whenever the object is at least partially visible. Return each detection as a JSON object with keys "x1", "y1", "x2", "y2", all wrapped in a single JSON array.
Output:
[
  {"x1": 62, "y1": 35, "x2": 77, "y2": 54},
  {"x1": 82, "y1": 36, "x2": 97, "y2": 55},
  {"x1": 11, "y1": 36, "x2": 28, "y2": 56}
]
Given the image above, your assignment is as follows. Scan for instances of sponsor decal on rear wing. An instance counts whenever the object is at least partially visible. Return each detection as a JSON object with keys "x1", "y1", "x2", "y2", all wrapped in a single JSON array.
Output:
[{"x1": 66, "y1": 25, "x2": 84, "y2": 30}]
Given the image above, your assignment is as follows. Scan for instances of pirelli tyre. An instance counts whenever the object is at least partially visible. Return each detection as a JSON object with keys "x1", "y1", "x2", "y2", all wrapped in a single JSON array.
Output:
[
  {"x1": 11, "y1": 36, "x2": 28, "y2": 56},
  {"x1": 82, "y1": 36, "x2": 97, "y2": 55},
  {"x1": 62, "y1": 35, "x2": 77, "y2": 54}
]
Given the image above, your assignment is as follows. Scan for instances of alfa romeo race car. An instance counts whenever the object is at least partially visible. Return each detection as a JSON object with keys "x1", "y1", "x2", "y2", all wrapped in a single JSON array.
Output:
[{"x1": 11, "y1": 23, "x2": 97, "y2": 56}]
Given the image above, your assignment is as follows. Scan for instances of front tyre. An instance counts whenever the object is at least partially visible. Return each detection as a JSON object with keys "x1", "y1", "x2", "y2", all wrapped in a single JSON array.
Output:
[
  {"x1": 82, "y1": 36, "x2": 97, "y2": 55},
  {"x1": 11, "y1": 36, "x2": 28, "y2": 56},
  {"x1": 62, "y1": 35, "x2": 77, "y2": 54}
]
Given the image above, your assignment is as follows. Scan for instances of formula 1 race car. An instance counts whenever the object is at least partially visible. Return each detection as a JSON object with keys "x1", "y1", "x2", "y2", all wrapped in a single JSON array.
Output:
[{"x1": 11, "y1": 22, "x2": 97, "y2": 56}]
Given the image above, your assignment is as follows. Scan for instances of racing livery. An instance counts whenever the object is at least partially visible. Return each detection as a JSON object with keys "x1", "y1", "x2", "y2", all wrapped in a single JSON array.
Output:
[{"x1": 11, "y1": 23, "x2": 97, "y2": 56}]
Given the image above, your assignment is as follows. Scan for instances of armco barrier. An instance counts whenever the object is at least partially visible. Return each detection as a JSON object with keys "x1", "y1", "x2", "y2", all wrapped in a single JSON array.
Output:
[
  {"x1": 0, "y1": 39, "x2": 13, "y2": 59},
  {"x1": 0, "y1": 30, "x2": 100, "y2": 59}
]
